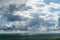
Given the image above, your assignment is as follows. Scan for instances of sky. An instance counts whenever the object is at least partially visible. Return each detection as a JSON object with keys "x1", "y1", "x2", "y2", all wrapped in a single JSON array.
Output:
[{"x1": 0, "y1": 0, "x2": 60, "y2": 34}]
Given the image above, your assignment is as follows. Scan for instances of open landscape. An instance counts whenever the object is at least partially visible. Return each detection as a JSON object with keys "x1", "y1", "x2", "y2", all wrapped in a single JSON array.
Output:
[
  {"x1": 0, "y1": 33, "x2": 60, "y2": 40},
  {"x1": 0, "y1": 0, "x2": 60, "y2": 40}
]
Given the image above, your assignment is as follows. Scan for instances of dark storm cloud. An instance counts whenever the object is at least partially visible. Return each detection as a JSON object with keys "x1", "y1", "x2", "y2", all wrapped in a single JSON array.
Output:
[
  {"x1": 25, "y1": 14, "x2": 45, "y2": 28},
  {"x1": 3, "y1": 13, "x2": 23, "y2": 22},
  {"x1": 28, "y1": 17, "x2": 44, "y2": 27},
  {"x1": 8, "y1": 4, "x2": 17, "y2": 12},
  {"x1": 8, "y1": 4, "x2": 32, "y2": 12},
  {"x1": 0, "y1": 4, "x2": 30, "y2": 22}
]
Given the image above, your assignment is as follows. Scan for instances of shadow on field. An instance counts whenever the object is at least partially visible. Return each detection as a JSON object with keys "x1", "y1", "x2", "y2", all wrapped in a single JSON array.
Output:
[
  {"x1": 0, "y1": 37, "x2": 60, "y2": 40},
  {"x1": 0, "y1": 34, "x2": 60, "y2": 40}
]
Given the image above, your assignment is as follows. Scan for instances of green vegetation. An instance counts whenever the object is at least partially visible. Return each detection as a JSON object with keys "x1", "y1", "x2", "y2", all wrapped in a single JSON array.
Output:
[
  {"x1": 0, "y1": 34, "x2": 60, "y2": 40},
  {"x1": 0, "y1": 37, "x2": 60, "y2": 40}
]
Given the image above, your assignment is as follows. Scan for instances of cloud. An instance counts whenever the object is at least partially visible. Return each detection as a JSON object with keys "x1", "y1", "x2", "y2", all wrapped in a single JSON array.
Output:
[
  {"x1": 27, "y1": 14, "x2": 44, "y2": 27},
  {"x1": 44, "y1": 0, "x2": 60, "y2": 4},
  {"x1": 16, "y1": 4, "x2": 32, "y2": 11},
  {"x1": 0, "y1": 0, "x2": 60, "y2": 34},
  {"x1": 50, "y1": 2, "x2": 60, "y2": 9},
  {"x1": 8, "y1": 4, "x2": 17, "y2": 12},
  {"x1": 4, "y1": 14, "x2": 22, "y2": 22}
]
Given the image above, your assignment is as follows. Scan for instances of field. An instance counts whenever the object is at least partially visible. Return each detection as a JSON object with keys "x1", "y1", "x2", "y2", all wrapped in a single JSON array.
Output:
[{"x1": 0, "y1": 34, "x2": 60, "y2": 40}]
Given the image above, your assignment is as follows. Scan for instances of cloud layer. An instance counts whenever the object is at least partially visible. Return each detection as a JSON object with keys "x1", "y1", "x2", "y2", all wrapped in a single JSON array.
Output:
[{"x1": 0, "y1": 0, "x2": 60, "y2": 34}]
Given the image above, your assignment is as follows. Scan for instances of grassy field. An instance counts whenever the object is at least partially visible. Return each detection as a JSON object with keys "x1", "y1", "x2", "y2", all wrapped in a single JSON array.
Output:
[
  {"x1": 0, "y1": 36, "x2": 60, "y2": 40},
  {"x1": 0, "y1": 34, "x2": 60, "y2": 40}
]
